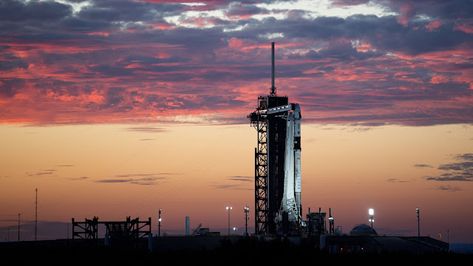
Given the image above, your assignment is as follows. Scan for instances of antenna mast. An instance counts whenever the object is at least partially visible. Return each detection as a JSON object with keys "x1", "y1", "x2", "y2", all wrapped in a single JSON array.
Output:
[
  {"x1": 270, "y1": 42, "x2": 276, "y2": 95},
  {"x1": 35, "y1": 188, "x2": 38, "y2": 241}
]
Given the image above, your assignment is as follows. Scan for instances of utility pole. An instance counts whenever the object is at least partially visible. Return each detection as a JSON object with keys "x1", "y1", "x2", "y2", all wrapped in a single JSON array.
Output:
[
  {"x1": 416, "y1": 207, "x2": 420, "y2": 237},
  {"x1": 158, "y1": 209, "x2": 162, "y2": 237},
  {"x1": 35, "y1": 188, "x2": 38, "y2": 241},
  {"x1": 17, "y1": 213, "x2": 21, "y2": 242},
  {"x1": 244, "y1": 205, "x2": 250, "y2": 236}
]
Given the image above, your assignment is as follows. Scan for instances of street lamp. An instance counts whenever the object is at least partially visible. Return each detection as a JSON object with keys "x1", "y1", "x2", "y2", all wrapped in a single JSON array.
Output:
[
  {"x1": 368, "y1": 208, "x2": 374, "y2": 228},
  {"x1": 416, "y1": 207, "x2": 420, "y2": 237},
  {"x1": 244, "y1": 205, "x2": 250, "y2": 236},
  {"x1": 158, "y1": 209, "x2": 162, "y2": 237},
  {"x1": 226, "y1": 206, "x2": 232, "y2": 236}
]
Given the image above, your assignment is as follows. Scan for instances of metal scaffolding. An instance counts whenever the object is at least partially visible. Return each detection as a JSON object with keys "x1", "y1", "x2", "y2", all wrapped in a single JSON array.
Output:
[
  {"x1": 250, "y1": 101, "x2": 269, "y2": 234},
  {"x1": 72, "y1": 216, "x2": 151, "y2": 241}
]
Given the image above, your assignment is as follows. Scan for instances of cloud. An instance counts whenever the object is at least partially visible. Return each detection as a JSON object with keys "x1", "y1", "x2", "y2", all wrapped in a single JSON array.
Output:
[
  {"x1": 57, "y1": 164, "x2": 74, "y2": 167},
  {"x1": 414, "y1": 164, "x2": 433, "y2": 168},
  {"x1": 227, "y1": 175, "x2": 252, "y2": 182},
  {"x1": 425, "y1": 153, "x2": 473, "y2": 182},
  {"x1": 139, "y1": 138, "x2": 156, "y2": 141},
  {"x1": 69, "y1": 176, "x2": 89, "y2": 181},
  {"x1": 114, "y1": 173, "x2": 170, "y2": 178},
  {"x1": 95, "y1": 176, "x2": 165, "y2": 185},
  {"x1": 0, "y1": 0, "x2": 472, "y2": 126},
  {"x1": 95, "y1": 173, "x2": 170, "y2": 185},
  {"x1": 0, "y1": 0, "x2": 72, "y2": 22},
  {"x1": 212, "y1": 175, "x2": 253, "y2": 190},
  {"x1": 386, "y1": 178, "x2": 408, "y2": 183},
  {"x1": 436, "y1": 185, "x2": 462, "y2": 192},
  {"x1": 127, "y1": 127, "x2": 167, "y2": 133},
  {"x1": 213, "y1": 184, "x2": 252, "y2": 190},
  {"x1": 26, "y1": 169, "x2": 57, "y2": 176}
]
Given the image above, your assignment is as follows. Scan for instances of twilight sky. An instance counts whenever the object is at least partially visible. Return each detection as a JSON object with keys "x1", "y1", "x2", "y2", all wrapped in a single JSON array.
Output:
[{"x1": 0, "y1": 0, "x2": 472, "y2": 242}]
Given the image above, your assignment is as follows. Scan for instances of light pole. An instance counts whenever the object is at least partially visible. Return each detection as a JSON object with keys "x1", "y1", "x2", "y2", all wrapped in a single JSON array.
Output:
[
  {"x1": 368, "y1": 208, "x2": 374, "y2": 228},
  {"x1": 158, "y1": 209, "x2": 162, "y2": 237},
  {"x1": 328, "y1": 208, "x2": 334, "y2": 235},
  {"x1": 35, "y1": 188, "x2": 38, "y2": 241},
  {"x1": 244, "y1": 205, "x2": 250, "y2": 236},
  {"x1": 416, "y1": 207, "x2": 420, "y2": 237},
  {"x1": 226, "y1": 206, "x2": 232, "y2": 236},
  {"x1": 17, "y1": 213, "x2": 21, "y2": 242}
]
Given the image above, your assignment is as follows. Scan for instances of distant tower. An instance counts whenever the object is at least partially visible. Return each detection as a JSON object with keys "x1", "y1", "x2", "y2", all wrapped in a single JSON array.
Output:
[
  {"x1": 328, "y1": 208, "x2": 335, "y2": 235},
  {"x1": 185, "y1": 216, "x2": 190, "y2": 236},
  {"x1": 249, "y1": 42, "x2": 303, "y2": 235},
  {"x1": 35, "y1": 188, "x2": 38, "y2": 241}
]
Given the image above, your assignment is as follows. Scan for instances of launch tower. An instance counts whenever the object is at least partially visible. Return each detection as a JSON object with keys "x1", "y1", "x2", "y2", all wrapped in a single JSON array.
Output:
[{"x1": 249, "y1": 42, "x2": 303, "y2": 235}]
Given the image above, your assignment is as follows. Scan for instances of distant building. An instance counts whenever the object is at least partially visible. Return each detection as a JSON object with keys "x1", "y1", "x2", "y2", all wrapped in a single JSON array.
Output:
[{"x1": 349, "y1": 224, "x2": 377, "y2": 236}]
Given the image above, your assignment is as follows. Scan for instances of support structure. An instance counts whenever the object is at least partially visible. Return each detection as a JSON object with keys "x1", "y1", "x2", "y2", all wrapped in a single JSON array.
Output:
[
  {"x1": 72, "y1": 217, "x2": 99, "y2": 240},
  {"x1": 72, "y1": 216, "x2": 151, "y2": 241},
  {"x1": 251, "y1": 109, "x2": 269, "y2": 234}
]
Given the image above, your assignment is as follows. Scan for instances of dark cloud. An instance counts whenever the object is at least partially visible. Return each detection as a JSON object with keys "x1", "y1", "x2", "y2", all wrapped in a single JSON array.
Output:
[
  {"x1": 228, "y1": 175, "x2": 253, "y2": 182},
  {"x1": 213, "y1": 175, "x2": 253, "y2": 190},
  {"x1": 0, "y1": 0, "x2": 472, "y2": 126},
  {"x1": 69, "y1": 176, "x2": 89, "y2": 181},
  {"x1": 95, "y1": 176, "x2": 165, "y2": 185},
  {"x1": 225, "y1": 2, "x2": 267, "y2": 17},
  {"x1": 114, "y1": 173, "x2": 167, "y2": 177},
  {"x1": 95, "y1": 172, "x2": 170, "y2": 185},
  {"x1": 0, "y1": 79, "x2": 24, "y2": 98},
  {"x1": 213, "y1": 184, "x2": 252, "y2": 190},
  {"x1": 425, "y1": 153, "x2": 473, "y2": 182},
  {"x1": 96, "y1": 178, "x2": 131, "y2": 183},
  {"x1": 139, "y1": 138, "x2": 156, "y2": 141},
  {"x1": 382, "y1": 0, "x2": 473, "y2": 21},
  {"x1": 436, "y1": 185, "x2": 462, "y2": 192},
  {"x1": 0, "y1": 0, "x2": 72, "y2": 22},
  {"x1": 27, "y1": 169, "x2": 57, "y2": 176},
  {"x1": 414, "y1": 164, "x2": 433, "y2": 168}
]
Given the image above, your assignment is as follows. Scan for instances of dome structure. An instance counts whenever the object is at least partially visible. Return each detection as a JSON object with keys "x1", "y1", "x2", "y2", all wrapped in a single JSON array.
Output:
[{"x1": 350, "y1": 224, "x2": 378, "y2": 236}]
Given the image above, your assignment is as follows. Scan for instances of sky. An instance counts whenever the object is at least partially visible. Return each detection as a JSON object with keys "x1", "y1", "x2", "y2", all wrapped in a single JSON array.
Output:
[{"x1": 0, "y1": 0, "x2": 472, "y2": 242}]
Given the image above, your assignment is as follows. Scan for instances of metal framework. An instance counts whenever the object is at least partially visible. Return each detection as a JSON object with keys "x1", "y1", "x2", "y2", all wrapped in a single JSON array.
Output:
[
  {"x1": 72, "y1": 217, "x2": 99, "y2": 239},
  {"x1": 72, "y1": 216, "x2": 151, "y2": 240},
  {"x1": 250, "y1": 104, "x2": 269, "y2": 235}
]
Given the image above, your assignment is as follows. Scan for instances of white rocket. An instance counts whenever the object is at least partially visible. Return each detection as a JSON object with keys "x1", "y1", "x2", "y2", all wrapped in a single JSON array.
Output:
[{"x1": 267, "y1": 103, "x2": 302, "y2": 225}]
